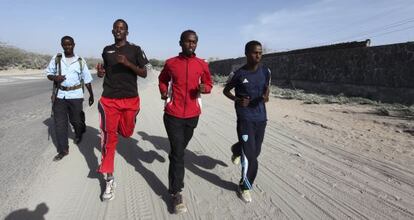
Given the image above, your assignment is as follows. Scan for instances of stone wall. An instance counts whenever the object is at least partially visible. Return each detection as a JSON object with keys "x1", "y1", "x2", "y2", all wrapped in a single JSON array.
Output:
[{"x1": 209, "y1": 42, "x2": 414, "y2": 104}]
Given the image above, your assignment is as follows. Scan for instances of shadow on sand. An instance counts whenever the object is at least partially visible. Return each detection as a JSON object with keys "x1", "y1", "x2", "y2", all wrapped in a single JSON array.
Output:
[
  {"x1": 137, "y1": 131, "x2": 237, "y2": 192},
  {"x1": 115, "y1": 135, "x2": 174, "y2": 213},
  {"x1": 43, "y1": 118, "x2": 106, "y2": 198},
  {"x1": 5, "y1": 203, "x2": 49, "y2": 220}
]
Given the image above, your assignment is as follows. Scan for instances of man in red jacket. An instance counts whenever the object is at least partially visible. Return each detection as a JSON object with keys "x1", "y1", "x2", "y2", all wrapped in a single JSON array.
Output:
[{"x1": 158, "y1": 30, "x2": 213, "y2": 214}]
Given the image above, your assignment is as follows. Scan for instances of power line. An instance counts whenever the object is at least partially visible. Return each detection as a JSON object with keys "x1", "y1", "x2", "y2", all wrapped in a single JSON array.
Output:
[
  {"x1": 328, "y1": 17, "x2": 414, "y2": 43},
  {"x1": 366, "y1": 25, "x2": 414, "y2": 39},
  {"x1": 345, "y1": 2, "x2": 414, "y2": 27},
  {"x1": 309, "y1": 2, "x2": 414, "y2": 42},
  {"x1": 279, "y1": 2, "x2": 414, "y2": 50}
]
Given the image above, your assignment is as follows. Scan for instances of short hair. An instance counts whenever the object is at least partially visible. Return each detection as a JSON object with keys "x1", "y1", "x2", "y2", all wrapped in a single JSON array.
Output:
[
  {"x1": 61, "y1": 36, "x2": 74, "y2": 44},
  {"x1": 113, "y1": 19, "x2": 128, "y2": 30},
  {"x1": 180, "y1": 30, "x2": 198, "y2": 42},
  {"x1": 245, "y1": 40, "x2": 262, "y2": 53}
]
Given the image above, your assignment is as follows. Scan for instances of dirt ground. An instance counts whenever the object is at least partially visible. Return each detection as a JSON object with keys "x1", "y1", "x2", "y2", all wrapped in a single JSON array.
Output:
[
  {"x1": 266, "y1": 97, "x2": 414, "y2": 170},
  {"x1": 2, "y1": 70, "x2": 413, "y2": 219},
  {"x1": 0, "y1": 68, "x2": 43, "y2": 76}
]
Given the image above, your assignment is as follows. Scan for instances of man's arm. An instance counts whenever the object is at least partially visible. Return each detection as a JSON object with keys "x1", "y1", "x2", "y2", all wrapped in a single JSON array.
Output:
[
  {"x1": 223, "y1": 72, "x2": 237, "y2": 100},
  {"x1": 45, "y1": 56, "x2": 56, "y2": 79},
  {"x1": 81, "y1": 59, "x2": 94, "y2": 106},
  {"x1": 262, "y1": 68, "x2": 272, "y2": 103},
  {"x1": 97, "y1": 50, "x2": 107, "y2": 78},
  {"x1": 45, "y1": 56, "x2": 65, "y2": 82},
  {"x1": 158, "y1": 63, "x2": 170, "y2": 100},
  {"x1": 85, "y1": 83, "x2": 94, "y2": 106},
  {"x1": 262, "y1": 86, "x2": 270, "y2": 103},
  {"x1": 47, "y1": 75, "x2": 66, "y2": 82},
  {"x1": 81, "y1": 60, "x2": 94, "y2": 106},
  {"x1": 116, "y1": 54, "x2": 147, "y2": 78},
  {"x1": 96, "y1": 63, "x2": 105, "y2": 78},
  {"x1": 223, "y1": 84, "x2": 250, "y2": 107},
  {"x1": 223, "y1": 72, "x2": 249, "y2": 107},
  {"x1": 198, "y1": 62, "x2": 213, "y2": 94},
  {"x1": 223, "y1": 84, "x2": 237, "y2": 101}
]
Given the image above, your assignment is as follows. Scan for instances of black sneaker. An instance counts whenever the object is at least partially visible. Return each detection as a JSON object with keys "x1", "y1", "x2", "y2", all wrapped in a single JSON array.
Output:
[
  {"x1": 172, "y1": 193, "x2": 187, "y2": 214},
  {"x1": 53, "y1": 151, "x2": 68, "y2": 161}
]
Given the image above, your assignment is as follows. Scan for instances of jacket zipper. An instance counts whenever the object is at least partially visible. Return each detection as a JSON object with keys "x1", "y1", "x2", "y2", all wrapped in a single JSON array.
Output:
[{"x1": 184, "y1": 59, "x2": 188, "y2": 117}]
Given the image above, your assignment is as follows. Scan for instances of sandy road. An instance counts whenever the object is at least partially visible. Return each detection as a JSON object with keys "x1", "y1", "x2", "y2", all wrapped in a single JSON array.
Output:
[{"x1": 1, "y1": 70, "x2": 414, "y2": 219}]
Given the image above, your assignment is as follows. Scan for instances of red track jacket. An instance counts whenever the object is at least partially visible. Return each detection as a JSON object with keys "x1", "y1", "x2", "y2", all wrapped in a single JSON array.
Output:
[{"x1": 158, "y1": 53, "x2": 213, "y2": 119}]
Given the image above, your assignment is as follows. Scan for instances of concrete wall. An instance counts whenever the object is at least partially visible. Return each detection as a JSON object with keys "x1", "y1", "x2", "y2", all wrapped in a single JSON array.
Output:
[{"x1": 209, "y1": 42, "x2": 414, "y2": 104}]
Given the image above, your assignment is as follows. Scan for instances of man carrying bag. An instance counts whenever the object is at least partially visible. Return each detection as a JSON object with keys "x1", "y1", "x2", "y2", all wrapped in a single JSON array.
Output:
[{"x1": 46, "y1": 35, "x2": 94, "y2": 161}]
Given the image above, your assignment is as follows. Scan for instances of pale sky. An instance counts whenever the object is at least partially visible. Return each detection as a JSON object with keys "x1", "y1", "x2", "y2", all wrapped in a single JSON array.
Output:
[{"x1": 1, "y1": 0, "x2": 413, "y2": 59}]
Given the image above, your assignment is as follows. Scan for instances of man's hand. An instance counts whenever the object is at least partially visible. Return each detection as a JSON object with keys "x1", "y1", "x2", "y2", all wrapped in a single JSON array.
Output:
[
  {"x1": 263, "y1": 86, "x2": 270, "y2": 103},
  {"x1": 198, "y1": 83, "x2": 206, "y2": 93},
  {"x1": 116, "y1": 54, "x2": 131, "y2": 66},
  {"x1": 96, "y1": 63, "x2": 105, "y2": 78},
  {"x1": 236, "y1": 96, "x2": 250, "y2": 107},
  {"x1": 53, "y1": 75, "x2": 66, "y2": 83},
  {"x1": 115, "y1": 54, "x2": 146, "y2": 77},
  {"x1": 161, "y1": 92, "x2": 168, "y2": 100},
  {"x1": 88, "y1": 96, "x2": 94, "y2": 106},
  {"x1": 263, "y1": 94, "x2": 269, "y2": 103}
]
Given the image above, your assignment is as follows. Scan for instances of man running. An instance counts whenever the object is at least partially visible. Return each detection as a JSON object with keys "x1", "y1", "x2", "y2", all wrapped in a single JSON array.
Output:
[
  {"x1": 158, "y1": 30, "x2": 213, "y2": 214},
  {"x1": 223, "y1": 40, "x2": 270, "y2": 203},
  {"x1": 96, "y1": 19, "x2": 151, "y2": 201}
]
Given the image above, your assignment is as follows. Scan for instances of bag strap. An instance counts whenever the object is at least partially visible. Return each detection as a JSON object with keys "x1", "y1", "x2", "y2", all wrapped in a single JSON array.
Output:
[
  {"x1": 78, "y1": 57, "x2": 83, "y2": 73},
  {"x1": 55, "y1": 53, "x2": 62, "y2": 76},
  {"x1": 55, "y1": 54, "x2": 85, "y2": 92},
  {"x1": 77, "y1": 57, "x2": 85, "y2": 93}
]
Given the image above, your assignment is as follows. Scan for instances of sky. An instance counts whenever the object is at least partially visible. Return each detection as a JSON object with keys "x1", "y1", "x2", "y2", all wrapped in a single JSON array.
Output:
[{"x1": 0, "y1": 0, "x2": 413, "y2": 60}]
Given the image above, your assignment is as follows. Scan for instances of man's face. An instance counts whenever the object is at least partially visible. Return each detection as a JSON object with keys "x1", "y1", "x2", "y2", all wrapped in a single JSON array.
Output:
[
  {"x1": 61, "y1": 39, "x2": 74, "y2": 56},
  {"x1": 180, "y1": 33, "x2": 197, "y2": 56},
  {"x1": 112, "y1": 21, "x2": 128, "y2": 41},
  {"x1": 246, "y1": 45, "x2": 262, "y2": 65}
]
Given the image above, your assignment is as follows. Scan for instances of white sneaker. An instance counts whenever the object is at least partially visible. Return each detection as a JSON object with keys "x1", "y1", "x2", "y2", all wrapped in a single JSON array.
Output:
[
  {"x1": 102, "y1": 179, "x2": 116, "y2": 201},
  {"x1": 231, "y1": 155, "x2": 240, "y2": 165},
  {"x1": 238, "y1": 188, "x2": 252, "y2": 203},
  {"x1": 172, "y1": 193, "x2": 187, "y2": 214}
]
